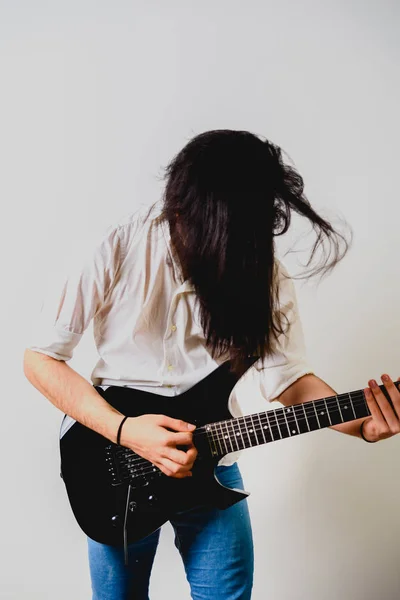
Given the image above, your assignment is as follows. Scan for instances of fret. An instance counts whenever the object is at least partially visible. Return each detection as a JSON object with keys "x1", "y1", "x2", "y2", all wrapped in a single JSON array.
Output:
[
  {"x1": 214, "y1": 422, "x2": 222, "y2": 454},
  {"x1": 263, "y1": 412, "x2": 275, "y2": 442},
  {"x1": 239, "y1": 416, "x2": 252, "y2": 448},
  {"x1": 218, "y1": 422, "x2": 229, "y2": 454},
  {"x1": 348, "y1": 392, "x2": 357, "y2": 419},
  {"x1": 228, "y1": 419, "x2": 240, "y2": 452},
  {"x1": 228, "y1": 419, "x2": 242, "y2": 451},
  {"x1": 212, "y1": 423, "x2": 224, "y2": 456},
  {"x1": 216, "y1": 423, "x2": 226, "y2": 455},
  {"x1": 206, "y1": 424, "x2": 218, "y2": 457},
  {"x1": 274, "y1": 407, "x2": 291, "y2": 439},
  {"x1": 223, "y1": 420, "x2": 234, "y2": 454},
  {"x1": 349, "y1": 390, "x2": 369, "y2": 419},
  {"x1": 257, "y1": 413, "x2": 267, "y2": 444},
  {"x1": 335, "y1": 394, "x2": 356, "y2": 423},
  {"x1": 326, "y1": 395, "x2": 343, "y2": 426},
  {"x1": 282, "y1": 406, "x2": 291, "y2": 433},
  {"x1": 291, "y1": 405, "x2": 301, "y2": 433},
  {"x1": 303, "y1": 401, "x2": 320, "y2": 431},
  {"x1": 294, "y1": 403, "x2": 310, "y2": 434},
  {"x1": 255, "y1": 414, "x2": 265, "y2": 445},
  {"x1": 265, "y1": 410, "x2": 280, "y2": 441},
  {"x1": 283, "y1": 406, "x2": 300, "y2": 436},
  {"x1": 313, "y1": 399, "x2": 330, "y2": 428},
  {"x1": 335, "y1": 395, "x2": 344, "y2": 423},
  {"x1": 237, "y1": 421, "x2": 245, "y2": 449},
  {"x1": 336, "y1": 392, "x2": 366, "y2": 422},
  {"x1": 323, "y1": 398, "x2": 332, "y2": 426},
  {"x1": 249, "y1": 414, "x2": 261, "y2": 445},
  {"x1": 312, "y1": 401, "x2": 321, "y2": 428},
  {"x1": 245, "y1": 415, "x2": 258, "y2": 447}
]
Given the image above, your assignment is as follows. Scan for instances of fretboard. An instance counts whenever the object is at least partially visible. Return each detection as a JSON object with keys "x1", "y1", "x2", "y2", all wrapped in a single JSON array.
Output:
[{"x1": 202, "y1": 382, "x2": 399, "y2": 458}]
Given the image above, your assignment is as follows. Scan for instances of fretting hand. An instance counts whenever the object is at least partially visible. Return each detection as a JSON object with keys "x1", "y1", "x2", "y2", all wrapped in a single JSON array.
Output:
[{"x1": 362, "y1": 375, "x2": 400, "y2": 442}]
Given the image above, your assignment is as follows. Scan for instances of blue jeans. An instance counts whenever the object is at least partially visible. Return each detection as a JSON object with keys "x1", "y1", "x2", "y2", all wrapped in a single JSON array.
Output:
[{"x1": 88, "y1": 463, "x2": 254, "y2": 600}]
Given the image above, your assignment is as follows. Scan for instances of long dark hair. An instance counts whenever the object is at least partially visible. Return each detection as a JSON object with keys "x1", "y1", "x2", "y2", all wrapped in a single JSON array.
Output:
[{"x1": 152, "y1": 129, "x2": 351, "y2": 376}]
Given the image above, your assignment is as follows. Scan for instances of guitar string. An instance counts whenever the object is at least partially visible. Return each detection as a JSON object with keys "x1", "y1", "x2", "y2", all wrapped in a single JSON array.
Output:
[
  {"x1": 116, "y1": 392, "x2": 370, "y2": 463},
  {"x1": 112, "y1": 386, "x2": 397, "y2": 479},
  {"x1": 116, "y1": 407, "x2": 368, "y2": 481},
  {"x1": 115, "y1": 388, "x2": 370, "y2": 446},
  {"x1": 113, "y1": 394, "x2": 372, "y2": 477},
  {"x1": 116, "y1": 390, "x2": 370, "y2": 451},
  {"x1": 111, "y1": 386, "x2": 391, "y2": 452},
  {"x1": 119, "y1": 395, "x2": 366, "y2": 481}
]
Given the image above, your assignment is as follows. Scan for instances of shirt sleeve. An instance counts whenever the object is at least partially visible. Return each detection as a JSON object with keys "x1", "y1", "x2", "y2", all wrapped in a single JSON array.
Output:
[
  {"x1": 254, "y1": 259, "x2": 314, "y2": 402},
  {"x1": 26, "y1": 224, "x2": 123, "y2": 361}
]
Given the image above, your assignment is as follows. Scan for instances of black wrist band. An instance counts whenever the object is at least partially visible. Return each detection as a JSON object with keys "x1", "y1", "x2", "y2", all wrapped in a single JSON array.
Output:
[
  {"x1": 360, "y1": 419, "x2": 376, "y2": 443},
  {"x1": 116, "y1": 415, "x2": 129, "y2": 446}
]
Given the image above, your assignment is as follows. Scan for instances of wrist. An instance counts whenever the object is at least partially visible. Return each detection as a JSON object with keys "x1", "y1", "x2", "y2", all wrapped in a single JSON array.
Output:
[
  {"x1": 116, "y1": 415, "x2": 130, "y2": 446},
  {"x1": 103, "y1": 410, "x2": 126, "y2": 444},
  {"x1": 118, "y1": 415, "x2": 139, "y2": 448}
]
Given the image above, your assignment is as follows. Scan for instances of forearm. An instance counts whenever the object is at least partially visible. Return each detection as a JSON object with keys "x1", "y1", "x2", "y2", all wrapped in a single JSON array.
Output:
[
  {"x1": 23, "y1": 349, "x2": 123, "y2": 443},
  {"x1": 276, "y1": 373, "x2": 364, "y2": 439}
]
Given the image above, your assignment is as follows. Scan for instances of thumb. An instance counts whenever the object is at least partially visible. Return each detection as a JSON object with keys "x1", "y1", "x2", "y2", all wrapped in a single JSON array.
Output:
[{"x1": 160, "y1": 415, "x2": 196, "y2": 432}]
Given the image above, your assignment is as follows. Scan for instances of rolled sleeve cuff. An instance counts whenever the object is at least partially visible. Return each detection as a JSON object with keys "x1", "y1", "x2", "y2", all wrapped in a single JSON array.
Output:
[
  {"x1": 26, "y1": 324, "x2": 82, "y2": 362},
  {"x1": 259, "y1": 362, "x2": 314, "y2": 403}
]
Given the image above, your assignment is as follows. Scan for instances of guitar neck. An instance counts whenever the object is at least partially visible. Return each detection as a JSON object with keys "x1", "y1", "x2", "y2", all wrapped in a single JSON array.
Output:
[{"x1": 201, "y1": 381, "x2": 400, "y2": 459}]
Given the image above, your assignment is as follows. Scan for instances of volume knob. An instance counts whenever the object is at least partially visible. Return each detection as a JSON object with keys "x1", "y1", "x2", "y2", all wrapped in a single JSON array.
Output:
[
  {"x1": 111, "y1": 515, "x2": 120, "y2": 527},
  {"x1": 148, "y1": 494, "x2": 158, "y2": 506}
]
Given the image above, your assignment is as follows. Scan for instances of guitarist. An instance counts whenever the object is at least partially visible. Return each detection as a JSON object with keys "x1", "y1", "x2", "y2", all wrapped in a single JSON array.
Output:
[{"x1": 24, "y1": 129, "x2": 400, "y2": 600}]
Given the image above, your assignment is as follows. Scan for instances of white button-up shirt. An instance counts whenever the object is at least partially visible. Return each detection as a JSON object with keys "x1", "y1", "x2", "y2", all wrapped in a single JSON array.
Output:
[{"x1": 27, "y1": 200, "x2": 313, "y2": 465}]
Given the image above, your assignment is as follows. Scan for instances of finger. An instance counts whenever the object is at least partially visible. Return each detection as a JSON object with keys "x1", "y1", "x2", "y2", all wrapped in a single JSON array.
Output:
[
  {"x1": 163, "y1": 446, "x2": 196, "y2": 467},
  {"x1": 369, "y1": 379, "x2": 400, "y2": 431},
  {"x1": 364, "y1": 387, "x2": 386, "y2": 428},
  {"x1": 167, "y1": 431, "x2": 194, "y2": 446},
  {"x1": 183, "y1": 446, "x2": 198, "y2": 464},
  {"x1": 380, "y1": 375, "x2": 400, "y2": 430},
  {"x1": 160, "y1": 456, "x2": 193, "y2": 478},
  {"x1": 158, "y1": 415, "x2": 196, "y2": 432},
  {"x1": 186, "y1": 446, "x2": 198, "y2": 459},
  {"x1": 150, "y1": 459, "x2": 174, "y2": 477}
]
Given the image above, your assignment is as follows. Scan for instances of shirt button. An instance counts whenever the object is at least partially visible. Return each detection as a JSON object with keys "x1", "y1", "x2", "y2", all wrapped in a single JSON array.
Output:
[
  {"x1": 171, "y1": 324, "x2": 177, "y2": 332},
  {"x1": 167, "y1": 364, "x2": 174, "y2": 371},
  {"x1": 166, "y1": 384, "x2": 173, "y2": 388}
]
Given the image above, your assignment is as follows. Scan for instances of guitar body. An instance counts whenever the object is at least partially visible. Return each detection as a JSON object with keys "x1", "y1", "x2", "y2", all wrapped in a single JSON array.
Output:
[
  {"x1": 59, "y1": 355, "x2": 388, "y2": 548},
  {"x1": 60, "y1": 359, "x2": 257, "y2": 546}
]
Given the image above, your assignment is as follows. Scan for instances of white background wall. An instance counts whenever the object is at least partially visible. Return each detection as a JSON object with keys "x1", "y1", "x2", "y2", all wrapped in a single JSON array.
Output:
[{"x1": 2, "y1": 1, "x2": 399, "y2": 598}]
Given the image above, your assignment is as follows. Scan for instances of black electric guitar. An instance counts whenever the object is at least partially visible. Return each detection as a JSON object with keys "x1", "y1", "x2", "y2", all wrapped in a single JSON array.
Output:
[{"x1": 60, "y1": 358, "x2": 398, "y2": 560}]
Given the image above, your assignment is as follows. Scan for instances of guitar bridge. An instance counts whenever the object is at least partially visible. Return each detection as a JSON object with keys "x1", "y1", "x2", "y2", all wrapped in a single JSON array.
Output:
[{"x1": 105, "y1": 444, "x2": 163, "y2": 487}]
